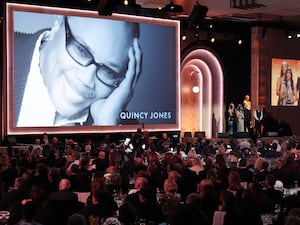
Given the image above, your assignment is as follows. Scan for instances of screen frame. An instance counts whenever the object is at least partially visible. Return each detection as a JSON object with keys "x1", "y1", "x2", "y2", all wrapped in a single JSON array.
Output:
[{"x1": 3, "y1": 2, "x2": 181, "y2": 135}]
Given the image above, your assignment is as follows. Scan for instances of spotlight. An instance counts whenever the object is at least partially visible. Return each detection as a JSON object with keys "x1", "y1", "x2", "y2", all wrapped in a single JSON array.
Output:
[
  {"x1": 192, "y1": 86, "x2": 200, "y2": 93},
  {"x1": 208, "y1": 33, "x2": 215, "y2": 43},
  {"x1": 181, "y1": 33, "x2": 187, "y2": 41},
  {"x1": 285, "y1": 30, "x2": 292, "y2": 39},
  {"x1": 238, "y1": 39, "x2": 243, "y2": 45}
]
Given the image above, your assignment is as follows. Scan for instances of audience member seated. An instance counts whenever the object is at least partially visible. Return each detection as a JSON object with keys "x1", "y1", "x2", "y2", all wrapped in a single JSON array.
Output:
[
  {"x1": 0, "y1": 177, "x2": 27, "y2": 211},
  {"x1": 146, "y1": 161, "x2": 164, "y2": 194},
  {"x1": 237, "y1": 157, "x2": 253, "y2": 187},
  {"x1": 283, "y1": 208, "x2": 300, "y2": 225},
  {"x1": 173, "y1": 192, "x2": 210, "y2": 225},
  {"x1": 46, "y1": 179, "x2": 83, "y2": 225},
  {"x1": 197, "y1": 179, "x2": 219, "y2": 224},
  {"x1": 46, "y1": 167, "x2": 60, "y2": 194},
  {"x1": 79, "y1": 189, "x2": 118, "y2": 225},
  {"x1": 213, "y1": 190, "x2": 239, "y2": 225},
  {"x1": 253, "y1": 157, "x2": 270, "y2": 184},
  {"x1": 237, "y1": 189, "x2": 263, "y2": 225},
  {"x1": 85, "y1": 177, "x2": 108, "y2": 207},
  {"x1": 215, "y1": 154, "x2": 230, "y2": 191},
  {"x1": 122, "y1": 152, "x2": 137, "y2": 178},
  {"x1": 2, "y1": 158, "x2": 19, "y2": 191},
  {"x1": 159, "y1": 178, "x2": 181, "y2": 225},
  {"x1": 128, "y1": 176, "x2": 148, "y2": 195},
  {"x1": 226, "y1": 171, "x2": 245, "y2": 204},
  {"x1": 93, "y1": 150, "x2": 109, "y2": 174},
  {"x1": 272, "y1": 157, "x2": 293, "y2": 188},
  {"x1": 263, "y1": 174, "x2": 283, "y2": 212},
  {"x1": 28, "y1": 183, "x2": 57, "y2": 225},
  {"x1": 13, "y1": 200, "x2": 42, "y2": 225},
  {"x1": 119, "y1": 184, "x2": 164, "y2": 225},
  {"x1": 67, "y1": 213, "x2": 87, "y2": 225}
]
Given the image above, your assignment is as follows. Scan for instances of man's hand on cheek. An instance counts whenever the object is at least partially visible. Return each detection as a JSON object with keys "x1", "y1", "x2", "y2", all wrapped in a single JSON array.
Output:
[{"x1": 90, "y1": 38, "x2": 142, "y2": 125}]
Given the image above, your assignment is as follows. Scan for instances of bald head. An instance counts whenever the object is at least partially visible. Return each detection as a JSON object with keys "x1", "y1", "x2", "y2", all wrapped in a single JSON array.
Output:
[{"x1": 59, "y1": 178, "x2": 71, "y2": 191}]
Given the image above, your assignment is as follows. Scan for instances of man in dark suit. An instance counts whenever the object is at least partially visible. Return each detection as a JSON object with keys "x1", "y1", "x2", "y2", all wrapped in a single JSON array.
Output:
[
  {"x1": 263, "y1": 174, "x2": 283, "y2": 212},
  {"x1": 14, "y1": 15, "x2": 142, "y2": 126},
  {"x1": 0, "y1": 177, "x2": 27, "y2": 211},
  {"x1": 47, "y1": 178, "x2": 82, "y2": 225}
]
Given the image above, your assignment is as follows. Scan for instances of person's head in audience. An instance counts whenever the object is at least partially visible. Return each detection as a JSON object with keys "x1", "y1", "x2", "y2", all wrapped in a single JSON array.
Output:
[
  {"x1": 34, "y1": 138, "x2": 41, "y2": 146},
  {"x1": 138, "y1": 184, "x2": 154, "y2": 203},
  {"x1": 168, "y1": 170, "x2": 181, "y2": 181},
  {"x1": 13, "y1": 177, "x2": 25, "y2": 190},
  {"x1": 134, "y1": 176, "x2": 148, "y2": 191},
  {"x1": 28, "y1": 183, "x2": 48, "y2": 206},
  {"x1": 275, "y1": 157, "x2": 286, "y2": 169},
  {"x1": 103, "y1": 217, "x2": 121, "y2": 225},
  {"x1": 67, "y1": 213, "x2": 87, "y2": 225},
  {"x1": 19, "y1": 200, "x2": 37, "y2": 223},
  {"x1": 219, "y1": 190, "x2": 236, "y2": 212},
  {"x1": 227, "y1": 170, "x2": 242, "y2": 190},
  {"x1": 98, "y1": 150, "x2": 106, "y2": 159},
  {"x1": 247, "y1": 155, "x2": 257, "y2": 168},
  {"x1": 48, "y1": 167, "x2": 60, "y2": 182},
  {"x1": 187, "y1": 148, "x2": 197, "y2": 159},
  {"x1": 215, "y1": 154, "x2": 227, "y2": 170},
  {"x1": 136, "y1": 169, "x2": 148, "y2": 178},
  {"x1": 163, "y1": 178, "x2": 178, "y2": 195},
  {"x1": 284, "y1": 208, "x2": 300, "y2": 225},
  {"x1": 206, "y1": 169, "x2": 217, "y2": 185},
  {"x1": 254, "y1": 157, "x2": 266, "y2": 171},
  {"x1": 217, "y1": 145, "x2": 226, "y2": 155},
  {"x1": 91, "y1": 177, "x2": 107, "y2": 194},
  {"x1": 185, "y1": 192, "x2": 201, "y2": 206},
  {"x1": 265, "y1": 174, "x2": 277, "y2": 188},
  {"x1": 197, "y1": 178, "x2": 214, "y2": 195},
  {"x1": 59, "y1": 178, "x2": 71, "y2": 191},
  {"x1": 238, "y1": 157, "x2": 247, "y2": 168},
  {"x1": 69, "y1": 164, "x2": 80, "y2": 176}
]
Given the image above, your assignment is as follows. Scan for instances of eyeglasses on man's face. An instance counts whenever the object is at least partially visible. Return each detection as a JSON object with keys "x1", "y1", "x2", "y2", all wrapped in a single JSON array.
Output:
[{"x1": 64, "y1": 16, "x2": 123, "y2": 88}]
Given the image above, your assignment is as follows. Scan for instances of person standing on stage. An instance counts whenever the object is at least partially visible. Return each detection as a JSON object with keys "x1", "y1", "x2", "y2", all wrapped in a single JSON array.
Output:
[
  {"x1": 236, "y1": 104, "x2": 245, "y2": 132},
  {"x1": 243, "y1": 95, "x2": 252, "y2": 132},
  {"x1": 227, "y1": 103, "x2": 236, "y2": 136},
  {"x1": 254, "y1": 104, "x2": 264, "y2": 137}
]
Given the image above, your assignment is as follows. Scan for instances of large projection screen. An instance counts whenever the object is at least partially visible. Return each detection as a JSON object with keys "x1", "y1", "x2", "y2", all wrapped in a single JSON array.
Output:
[{"x1": 3, "y1": 3, "x2": 181, "y2": 135}]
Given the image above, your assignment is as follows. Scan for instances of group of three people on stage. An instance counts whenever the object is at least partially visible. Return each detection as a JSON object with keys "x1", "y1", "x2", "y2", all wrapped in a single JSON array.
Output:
[{"x1": 226, "y1": 95, "x2": 266, "y2": 137}]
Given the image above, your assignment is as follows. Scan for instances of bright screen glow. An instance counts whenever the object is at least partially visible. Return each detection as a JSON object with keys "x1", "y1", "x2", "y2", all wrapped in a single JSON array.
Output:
[
  {"x1": 271, "y1": 58, "x2": 300, "y2": 106},
  {"x1": 4, "y1": 3, "x2": 180, "y2": 135}
]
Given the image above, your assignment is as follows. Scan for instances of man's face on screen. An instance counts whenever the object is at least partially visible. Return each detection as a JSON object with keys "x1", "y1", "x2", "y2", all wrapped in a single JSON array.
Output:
[{"x1": 39, "y1": 16, "x2": 134, "y2": 118}]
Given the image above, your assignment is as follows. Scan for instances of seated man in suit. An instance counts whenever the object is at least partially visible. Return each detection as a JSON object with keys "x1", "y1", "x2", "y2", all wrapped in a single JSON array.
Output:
[{"x1": 47, "y1": 179, "x2": 83, "y2": 225}]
